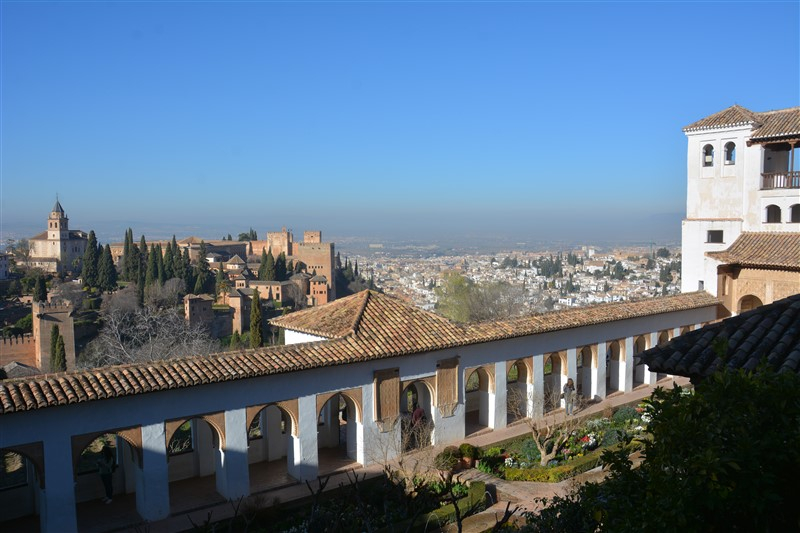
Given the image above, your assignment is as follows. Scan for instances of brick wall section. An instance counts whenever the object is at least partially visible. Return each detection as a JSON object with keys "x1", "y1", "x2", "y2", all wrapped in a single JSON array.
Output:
[
  {"x1": 0, "y1": 334, "x2": 37, "y2": 368},
  {"x1": 32, "y1": 302, "x2": 76, "y2": 372}
]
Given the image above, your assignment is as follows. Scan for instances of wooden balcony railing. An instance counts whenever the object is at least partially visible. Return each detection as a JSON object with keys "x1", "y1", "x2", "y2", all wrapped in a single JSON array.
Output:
[{"x1": 761, "y1": 171, "x2": 800, "y2": 189}]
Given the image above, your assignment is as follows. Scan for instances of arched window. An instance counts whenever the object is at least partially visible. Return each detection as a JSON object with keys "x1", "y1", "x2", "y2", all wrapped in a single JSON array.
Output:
[
  {"x1": 703, "y1": 144, "x2": 714, "y2": 167},
  {"x1": 766, "y1": 205, "x2": 782, "y2": 223},
  {"x1": 724, "y1": 142, "x2": 736, "y2": 165},
  {"x1": 466, "y1": 371, "x2": 480, "y2": 393},
  {"x1": 791, "y1": 204, "x2": 800, "y2": 223}
]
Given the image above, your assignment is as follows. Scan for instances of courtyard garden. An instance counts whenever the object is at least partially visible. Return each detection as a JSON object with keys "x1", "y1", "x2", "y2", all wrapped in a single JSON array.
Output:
[{"x1": 435, "y1": 402, "x2": 652, "y2": 484}]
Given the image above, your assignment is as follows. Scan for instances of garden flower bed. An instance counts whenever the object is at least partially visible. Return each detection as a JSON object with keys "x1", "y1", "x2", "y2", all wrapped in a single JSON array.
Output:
[{"x1": 477, "y1": 403, "x2": 649, "y2": 482}]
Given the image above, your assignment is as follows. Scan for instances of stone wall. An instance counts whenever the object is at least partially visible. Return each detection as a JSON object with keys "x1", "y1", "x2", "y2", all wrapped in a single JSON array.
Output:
[{"x1": 0, "y1": 334, "x2": 37, "y2": 368}]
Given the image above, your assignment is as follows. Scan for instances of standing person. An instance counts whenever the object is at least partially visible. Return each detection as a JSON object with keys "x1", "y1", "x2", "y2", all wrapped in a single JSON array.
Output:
[
  {"x1": 563, "y1": 378, "x2": 576, "y2": 416},
  {"x1": 412, "y1": 402, "x2": 425, "y2": 426},
  {"x1": 97, "y1": 446, "x2": 115, "y2": 504}
]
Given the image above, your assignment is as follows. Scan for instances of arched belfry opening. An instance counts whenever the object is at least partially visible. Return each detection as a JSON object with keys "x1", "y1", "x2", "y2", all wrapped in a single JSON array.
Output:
[
  {"x1": 606, "y1": 340, "x2": 624, "y2": 394},
  {"x1": 506, "y1": 360, "x2": 530, "y2": 423},
  {"x1": 464, "y1": 367, "x2": 493, "y2": 435},
  {"x1": 317, "y1": 393, "x2": 361, "y2": 474},
  {"x1": 400, "y1": 381, "x2": 434, "y2": 450},
  {"x1": 165, "y1": 417, "x2": 225, "y2": 515},
  {"x1": 247, "y1": 404, "x2": 298, "y2": 493}
]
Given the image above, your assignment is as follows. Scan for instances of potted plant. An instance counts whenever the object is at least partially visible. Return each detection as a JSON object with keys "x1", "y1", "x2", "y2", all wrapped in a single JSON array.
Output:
[
  {"x1": 434, "y1": 446, "x2": 462, "y2": 480},
  {"x1": 459, "y1": 443, "x2": 480, "y2": 468}
]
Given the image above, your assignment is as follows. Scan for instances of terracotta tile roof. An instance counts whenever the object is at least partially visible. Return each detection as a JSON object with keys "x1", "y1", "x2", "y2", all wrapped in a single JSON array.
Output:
[
  {"x1": 639, "y1": 293, "x2": 800, "y2": 379},
  {"x1": 683, "y1": 104, "x2": 760, "y2": 131},
  {"x1": 683, "y1": 105, "x2": 800, "y2": 141},
  {"x1": 465, "y1": 291, "x2": 719, "y2": 342},
  {"x1": 706, "y1": 232, "x2": 800, "y2": 269},
  {"x1": 0, "y1": 290, "x2": 719, "y2": 415},
  {"x1": 750, "y1": 107, "x2": 800, "y2": 142}
]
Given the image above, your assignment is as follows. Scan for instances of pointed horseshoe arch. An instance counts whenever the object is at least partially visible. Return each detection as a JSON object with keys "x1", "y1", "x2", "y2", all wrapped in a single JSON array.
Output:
[
  {"x1": 246, "y1": 400, "x2": 300, "y2": 437},
  {"x1": 165, "y1": 412, "x2": 226, "y2": 454},
  {"x1": 71, "y1": 427, "x2": 143, "y2": 477}
]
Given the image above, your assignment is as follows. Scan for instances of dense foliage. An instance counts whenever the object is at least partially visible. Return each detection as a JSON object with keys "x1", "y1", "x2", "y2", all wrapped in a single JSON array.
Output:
[{"x1": 523, "y1": 370, "x2": 800, "y2": 533}]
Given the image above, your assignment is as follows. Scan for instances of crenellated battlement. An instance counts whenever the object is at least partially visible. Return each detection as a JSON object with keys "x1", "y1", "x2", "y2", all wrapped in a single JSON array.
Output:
[
  {"x1": 32, "y1": 301, "x2": 74, "y2": 314},
  {"x1": 0, "y1": 333, "x2": 35, "y2": 346}
]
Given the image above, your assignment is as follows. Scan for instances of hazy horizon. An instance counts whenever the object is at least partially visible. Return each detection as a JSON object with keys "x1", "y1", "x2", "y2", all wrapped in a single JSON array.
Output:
[{"x1": 2, "y1": 2, "x2": 797, "y2": 246}]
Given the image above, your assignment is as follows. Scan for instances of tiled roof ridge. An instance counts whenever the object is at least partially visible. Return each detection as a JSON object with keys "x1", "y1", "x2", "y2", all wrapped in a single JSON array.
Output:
[
  {"x1": 348, "y1": 290, "x2": 373, "y2": 335},
  {"x1": 0, "y1": 291, "x2": 720, "y2": 414},
  {"x1": 640, "y1": 293, "x2": 800, "y2": 378},
  {"x1": 706, "y1": 232, "x2": 800, "y2": 269}
]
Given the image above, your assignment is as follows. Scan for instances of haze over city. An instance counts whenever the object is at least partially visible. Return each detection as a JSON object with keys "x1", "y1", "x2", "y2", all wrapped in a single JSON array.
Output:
[{"x1": 2, "y1": 1, "x2": 798, "y2": 245}]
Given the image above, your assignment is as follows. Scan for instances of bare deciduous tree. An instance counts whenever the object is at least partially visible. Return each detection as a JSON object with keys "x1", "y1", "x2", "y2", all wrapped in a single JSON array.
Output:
[
  {"x1": 80, "y1": 285, "x2": 219, "y2": 368},
  {"x1": 507, "y1": 387, "x2": 585, "y2": 467}
]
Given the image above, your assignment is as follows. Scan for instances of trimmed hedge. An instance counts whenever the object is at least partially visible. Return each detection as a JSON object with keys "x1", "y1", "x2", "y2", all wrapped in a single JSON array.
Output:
[
  {"x1": 378, "y1": 481, "x2": 487, "y2": 533},
  {"x1": 420, "y1": 481, "x2": 486, "y2": 531},
  {"x1": 505, "y1": 452, "x2": 603, "y2": 482},
  {"x1": 504, "y1": 441, "x2": 643, "y2": 482}
]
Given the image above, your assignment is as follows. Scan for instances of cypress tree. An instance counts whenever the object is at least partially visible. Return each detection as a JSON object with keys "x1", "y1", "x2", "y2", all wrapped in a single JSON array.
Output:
[
  {"x1": 33, "y1": 276, "x2": 48, "y2": 303},
  {"x1": 215, "y1": 266, "x2": 226, "y2": 297},
  {"x1": 258, "y1": 249, "x2": 268, "y2": 280},
  {"x1": 193, "y1": 241, "x2": 211, "y2": 294},
  {"x1": 354, "y1": 260, "x2": 359, "y2": 279},
  {"x1": 52, "y1": 335, "x2": 66, "y2": 372},
  {"x1": 275, "y1": 252, "x2": 287, "y2": 281},
  {"x1": 49, "y1": 325, "x2": 60, "y2": 364},
  {"x1": 250, "y1": 288, "x2": 262, "y2": 348},
  {"x1": 81, "y1": 230, "x2": 99, "y2": 287},
  {"x1": 145, "y1": 246, "x2": 158, "y2": 287},
  {"x1": 182, "y1": 249, "x2": 194, "y2": 291},
  {"x1": 155, "y1": 244, "x2": 165, "y2": 284},
  {"x1": 230, "y1": 330, "x2": 241, "y2": 350},
  {"x1": 163, "y1": 241, "x2": 174, "y2": 280},
  {"x1": 262, "y1": 250, "x2": 276, "y2": 281},
  {"x1": 286, "y1": 259, "x2": 294, "y2": 274},
  {"x1": 97, "y1": 244, "x2": 117, "y2": 292},
  {"x1": 122, "y1": 229, "x2": 131, "y2": 281}
]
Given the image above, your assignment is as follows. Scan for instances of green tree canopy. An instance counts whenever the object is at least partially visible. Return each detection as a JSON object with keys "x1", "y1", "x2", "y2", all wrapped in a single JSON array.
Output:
[
  {"x1": 52, "y1": 334, "x2": 66, "y2": 372},
  {"x1": 81, "y1": 230, "x2": 99, "y2": 287},
  {"x1": 249, "y1": 288, "x2": 263, "y2": 348},
  {"x1": 97, "y1": 244, "x2": 117, "y2": 292},
  {"x1": 275, "y1": 252, "x2": 287, "y2": 281},
  {"x1": 33, "y1": 276, "x2": 48, "y2": 303},
  {"x1": 260, "y1": 249, "x2": 276, "y2": 281},
  {"x1": 525, "y1": 369, "x2": 800, "y2": 533}
]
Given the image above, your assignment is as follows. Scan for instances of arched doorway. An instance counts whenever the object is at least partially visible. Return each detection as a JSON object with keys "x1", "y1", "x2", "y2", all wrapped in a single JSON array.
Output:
[
  {"x1": 166, "y1": 418, "x2": 224, "y2": 514},
  {"x1": 317, "y1": 393, "x2": 360, "y2": 474},
  {"x1": 577, "y1": 346, "x2": 594, "y2": 398},
  {"x1": 633, "y1": 335, "x2": 648, "y2": 387},
  {"x1": 71, "y1": 431, "x2": 142, "y2": 530},
  {"x1": 464, "y1": 367, "x2": 493, "y2": 435},
  {"x1": 738, "y1": 295, "x2": 763, "y2": 314},
  {"x1": 606, "y1": 340, "x2": 624, "y2": 394},
  {"x1": 506, "y1": 360, "x2": 530, "y2": 423},
  {"x1": 656, "y1": 331, "x2": 671, "y2": 381},
  {"x1": 247, "y1": 404, "x2": 297, "y2": 492},
  {"x1": 0, "y1": 449, "x2": 43, "y2": 528},
  {"x1": 543, "y1": 353, "x2": 564, "y2": 412},
  {"x1": 400, "y1": 381, "x2": 434, "y2": 448}
]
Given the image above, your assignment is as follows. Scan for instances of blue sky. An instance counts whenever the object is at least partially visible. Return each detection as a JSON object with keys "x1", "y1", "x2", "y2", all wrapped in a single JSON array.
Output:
[{"x1": 2, "y1": 1, "x2": 798, "y2": 245}]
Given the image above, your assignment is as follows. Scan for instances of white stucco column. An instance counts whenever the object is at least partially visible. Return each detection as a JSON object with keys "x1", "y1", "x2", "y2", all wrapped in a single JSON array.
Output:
[
  {"x1": 563, "y1": 348, "x2": 577, "y2": 407},
  {"x1": 591, "y1": 341, "x2": 606, "y2": 400},
  {"x1": 644, "y1": 332, "x2": 658, "y2": 385},
  {"x1": 490, "y1": 362, "x2": 507, "y2": 429},
  {"x1": 532, "y1": 354, "x2": 545, "y2": 418},
  {"x1": 216, "y1": 408, "x2": 250, "y2": 500},
  {"x1": 40, "y1": 435, "x2": 77, "y2": 533},
  {"x1": 622, "y1": 336, "x2": 634, "y2": 392},
  {"x1": 135, "y1": 422, "x2": 170, "y2": 522},
  {"x1": 287, "y1": 395, "x2": 318, "y2": 482}
]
